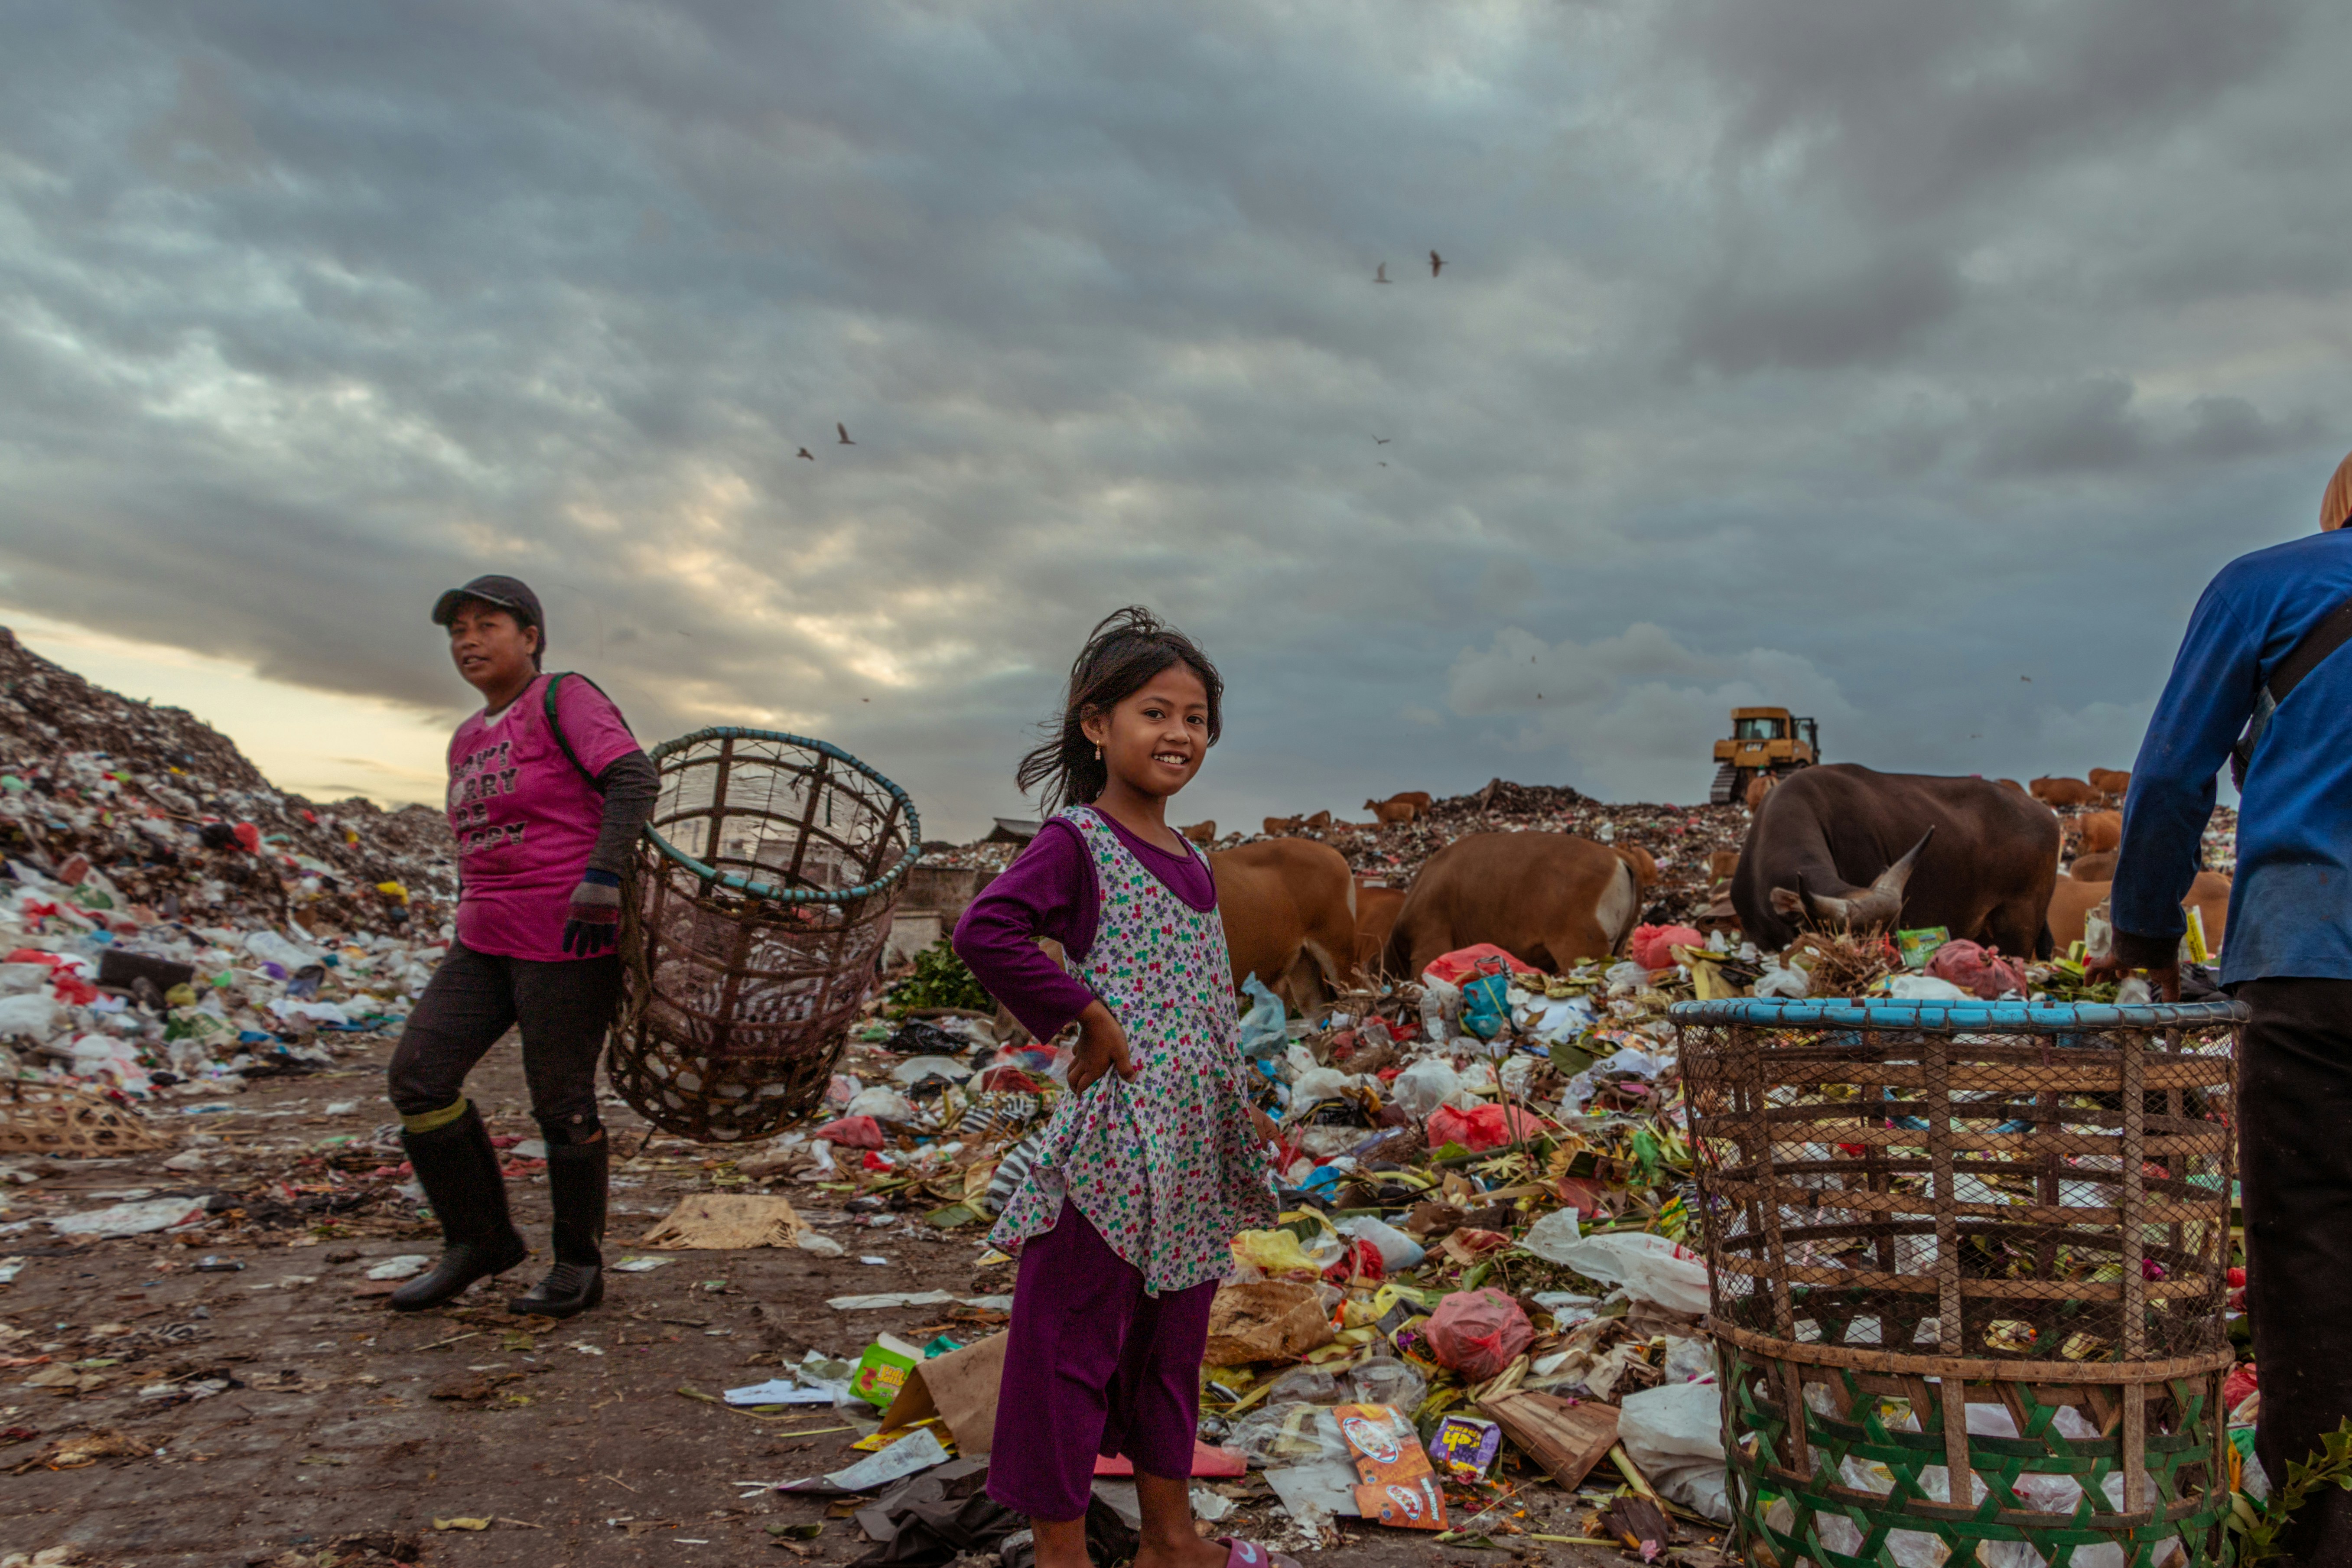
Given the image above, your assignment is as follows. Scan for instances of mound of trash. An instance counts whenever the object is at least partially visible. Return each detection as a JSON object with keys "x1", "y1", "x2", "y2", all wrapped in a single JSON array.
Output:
[{"x1": 0, "y1": 625, "x2": 454, "y2": 1104}]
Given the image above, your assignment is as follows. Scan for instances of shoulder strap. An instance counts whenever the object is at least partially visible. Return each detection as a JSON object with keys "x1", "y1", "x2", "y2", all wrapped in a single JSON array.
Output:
[
  {"x1": 542, "y1": 672, "x2": 623, "y2": 787},
  {"x1": 2232, "y1": 595, "x2": 2352, "y2": 786}
]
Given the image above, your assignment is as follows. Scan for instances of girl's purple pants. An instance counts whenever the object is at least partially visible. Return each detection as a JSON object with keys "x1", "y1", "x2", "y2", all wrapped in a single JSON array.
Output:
[{"x1": 986, "y1": 1200, "x2": 1220, "y2": 1522}]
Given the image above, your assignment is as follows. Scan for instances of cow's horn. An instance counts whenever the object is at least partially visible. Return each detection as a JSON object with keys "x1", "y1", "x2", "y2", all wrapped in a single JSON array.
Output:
[
  {"x1": 1841, "y1": 829, "x2": 1935, "y2": 932},
  {"x1": 1792, "y1": 873, "x2": 1855, "y2": 931}
]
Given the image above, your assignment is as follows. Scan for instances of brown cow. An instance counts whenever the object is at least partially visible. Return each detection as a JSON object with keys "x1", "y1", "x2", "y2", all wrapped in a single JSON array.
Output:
[
  {"x1": 1389, "y1": 792, "x2": 1434, "y2": 812},
  {"x1": 1262, "y1": 816, "x2": 1303, "y2": 835},
  {"x1": 2031, "y1": 777, "x2": 2101, "y2": 808},
  {"x1": 1351, "y1": 884, "x2": 1407, "y2": 982},
  {"x1": 2087, "y1": 768, "x2": 2132, "y2": 803},
  {"x1": 1733, "y1": 764, "x2": 2059, "y2": 954},
  {"x1": 2048, "y1": 872, "x2": 2231, "y2": 953},
  {"x1": 1385, "y1": 833, "x2": 1641, "y2": 978},
  {"x1": 1613, "y1": 844, "x2": 1659, "y2": 887},
  {"x1": 1365, "y1": 797, "x2": 1420, "y2": 825},
  {"x1": 1744, "y1": 773, "x2": 1776, "y2": 810},
  {"x1": 2069, "y1": 849, "x2": 2118, "y2": 882},
  {"x1": 1210, "y1": 839, "x2": 1358, "y2": 1012},
  {"x1": 1708, "y1": 848, "x2": 1742, "y2": 885},
  {"x1": 1180, "y1": 821, "x2": 1217, "y2": 846},
  {"x1": 1997, "y1": 778, "x2": 2027, "y2": 793},
  {"x1": 2074, "y1": 811, "x2": 2121, "y2": 855}
]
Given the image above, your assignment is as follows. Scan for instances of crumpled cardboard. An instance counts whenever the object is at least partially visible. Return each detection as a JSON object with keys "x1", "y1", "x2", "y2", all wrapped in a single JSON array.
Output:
[
  {"x1": 1201, "y1": 1281, "x2": 1335, "y2": 1366},
  {"x1": 639, "y1": 1193, "x2": 806, "y2": 1249},
  {"x1": 876, "y1": 1331, "x2": 1008, "y2": 1455}
]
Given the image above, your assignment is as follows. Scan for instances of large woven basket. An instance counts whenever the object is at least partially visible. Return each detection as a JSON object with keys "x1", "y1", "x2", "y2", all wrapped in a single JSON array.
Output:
[
  {"x1": 608, "y1": 728, "x2": 920, "y2": 1142},
  {"x1": 1671, "y1": 996, "x2": 2244, "y2": 1568}
]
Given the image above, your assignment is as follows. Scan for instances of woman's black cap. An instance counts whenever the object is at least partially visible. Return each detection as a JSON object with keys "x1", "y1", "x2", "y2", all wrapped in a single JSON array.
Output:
[{"x1": 431, "y1": 575, "x2": 546, "y2": 652}]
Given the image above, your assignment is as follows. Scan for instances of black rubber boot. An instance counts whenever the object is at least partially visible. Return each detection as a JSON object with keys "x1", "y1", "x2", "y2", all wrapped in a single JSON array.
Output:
[
  {"x1": 507, "y1": 1136, "x2": 607, "y2": 1319},
  {"x1": 388, "y1": 1104, "x2": 527, "y2": 1313}
]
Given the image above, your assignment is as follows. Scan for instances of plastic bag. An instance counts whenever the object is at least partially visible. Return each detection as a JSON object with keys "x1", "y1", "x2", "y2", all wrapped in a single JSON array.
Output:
[
  {"x1": 1553, "y1": 1231, "x2": 1710, "y2": 1316},
  {"x1": 1885, "y1": 973, "x2": 1970, "y2": 1001},
  {"x1": 1519, "y1": 1207, "x2": 1583, "y2": 1265},
  {"x1": 1618, "y1": 1381, "x2": 1731, "y2": 1522},
  {"x1": 1346, "y1": 1357, "x2": 1427, "y2": 1413},
  {"x1": 1238, "y1": 975, "x2": 1288, "y2": 1059},
  {"x1": 1418, "y1": 978, "x2": 1460, "y2": 1044},
  {"x1": 1459, "y1": 958, "x2": 1513, "y2": 1041},
  {"x1": 1422, "y1": 944, "x2": 1540, "y2": 988},
  {"x1": 1629, "y1": 924, "x2": 1704, "y2": 971},
  {"x1": 1338, "y1": 1216, "x2": 1427, "y2": 1272},
  {"x1": 1425, "y1": 1102, "x2": 1541, "y2": 1154},
  {"x1": 1423, "y1": 1288, "x2": 1534, "y2": 1382},
  {"x1": 1925, "y1": 938, "x2": 2027, "y2": 1001},
  {"x1": 1288, "y1": 1067, "x2": 1357, "y2": 1108},
  {"x1": 844, "y1": 1086, "x2": 916, "y2": 1123},
  {"x1": 1232, "y1": 1226, "x2": 1342, "y2": 1278},
  {"x1": 1754, "y1": 963, "x2": 1807, "y2": 998},
  {"x1": 1389, "y1": 1058, "x2": 1463, "y2": 1119},
  {"x1": 1230, "y1": 1401, "x2": 1348, "y2": 1467},
  {"x1": 810, "y1": 1114, "x2": 885, "y2": 1150}
]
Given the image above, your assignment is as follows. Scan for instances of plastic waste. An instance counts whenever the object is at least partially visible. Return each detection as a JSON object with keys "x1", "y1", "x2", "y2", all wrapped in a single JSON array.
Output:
[
  {"x1": 1237, "y1": 975, "x2": 1288, "y2": 1060},
  {"x1": 1346, "y1": 1357, "x2": 1427, "y2": 1413},
  {"x1": 1389, "y1": 1058, "x2": 1463, "y2": 1119},
  {"x1": 1618, "y1": 1381, "x2": 1731, "y2": 1522},
  {"x1": 1422, "y1": 944, "x2": 1540, "y2": 988},
  {"x1": 1288, "y1": 1067, "x2": 1357, "y2": 1108},
  {"x1": 1231, "y1": 1228, "x2": 1338, "y2": 1278},
  {"x1": 1926, "y1": 939, "x2": 2026, "y2": 1000},
  {"x1": 1628, "y1": 924, "x2": 1704, "y2": 970},
  {"x1": 1753, "y1": 963, "x2": 1807, "y2": 998},
  {"x1": 0, "y1": 992, "x2": 64, "y2": 1042},
  {"x1": 1458, "y1": 958, "x2": 1513, "y2": 1041},
  {"x1": 810, "y1": 1115, "x2": 885, "y2": 1150},
  {"x1": 1425, "y1": 1102, "x2": 1541, "y2": 1153},
  {"x1": 1519, "y1": 1207, "x2": 1584, "y2": 1265},
  {"x1": 844, "y1": 1086, "x2": 917, "y2": 1123},
  {"x1": 1417, "y1": 976, "x2": 1461, "y2": 1044},
  {"x1": 1230, "y1": 1401, "x2": 1349, "y2": 1467},
  {"x1": 1423, "y1": 1288, "x2": 1534, "y2": 1382},
  {"x1": 1885, "y1": 973, "x2": 1970, "y2": 1001},
  {"x1": 1552, "y1": 1231, "x2": 1710, "y2": 1316},
  {"x1": 1514, "y1": 992, "x2": 1594, "y2": 1044},
  {"x1": 1337, "y1": 1216, "x2": 1426, "y2": 1272}
]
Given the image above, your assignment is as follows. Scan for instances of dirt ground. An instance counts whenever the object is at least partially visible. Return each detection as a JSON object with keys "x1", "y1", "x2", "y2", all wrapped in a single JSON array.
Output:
[{"x1": 0, "y1": 1035, "x2": 1629, "y2": 1568}]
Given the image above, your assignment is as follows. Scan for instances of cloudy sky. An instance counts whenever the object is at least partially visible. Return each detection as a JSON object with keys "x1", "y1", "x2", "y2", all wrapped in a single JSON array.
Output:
[{"x1": 5, "y1": 0, "x2": 2346, "y2": 839}]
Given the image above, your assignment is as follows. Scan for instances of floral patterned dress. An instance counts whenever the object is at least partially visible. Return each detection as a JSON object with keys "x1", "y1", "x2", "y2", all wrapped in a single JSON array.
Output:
[{"x1": 987, "y1": 805, "x2": 1279, "y2": 1295}]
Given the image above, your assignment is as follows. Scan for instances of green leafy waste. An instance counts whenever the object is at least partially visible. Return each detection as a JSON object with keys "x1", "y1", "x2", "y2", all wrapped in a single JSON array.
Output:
[
  {"x1": 885, "y1": 937, "x2": 995, "y2": 1016},
  {"x1": 2233, "y1": 1417, "x2": 2352, "y2": 1564}
]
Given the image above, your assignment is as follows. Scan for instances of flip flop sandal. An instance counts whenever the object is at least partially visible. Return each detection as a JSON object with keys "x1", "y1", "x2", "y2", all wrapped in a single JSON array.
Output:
[{"x1": 1217, "y1": 1538, "x2": 1304, "y2": 1568}]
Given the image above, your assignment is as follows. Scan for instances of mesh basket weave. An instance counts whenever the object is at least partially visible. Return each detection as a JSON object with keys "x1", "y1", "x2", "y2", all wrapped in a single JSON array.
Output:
[
  {"x1": 1671, "y1": 997, "x2": 2245, "y2": 1568},
  {"x1": 607, "y1": 728, "x2": 920, "y2": 1142}
]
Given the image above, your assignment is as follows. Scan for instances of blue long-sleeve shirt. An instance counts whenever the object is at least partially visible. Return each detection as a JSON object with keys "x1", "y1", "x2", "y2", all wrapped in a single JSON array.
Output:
[{"x1": 2115, "y1": 527, "x2": 2352, "y2": 984}]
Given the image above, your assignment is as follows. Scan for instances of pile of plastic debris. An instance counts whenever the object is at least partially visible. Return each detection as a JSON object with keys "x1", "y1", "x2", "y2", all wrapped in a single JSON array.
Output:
[{"x1": 0, "y1": 625, "x2": 455, "y2": 1103}]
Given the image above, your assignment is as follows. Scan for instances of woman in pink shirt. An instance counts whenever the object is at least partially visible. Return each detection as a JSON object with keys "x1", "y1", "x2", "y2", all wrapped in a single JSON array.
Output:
[{"x1": 384, "y1": 575, "x2": 657, "y2": 1319}]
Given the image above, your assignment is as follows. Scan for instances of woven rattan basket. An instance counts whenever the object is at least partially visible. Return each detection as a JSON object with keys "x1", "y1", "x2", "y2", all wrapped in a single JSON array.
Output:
[
  {"x1": 608, "y1": 728, "x2": 920, "y2": 1142},
  {"x1": 1671, "y1": 996, "x2": 2244, "y2": 1568}
]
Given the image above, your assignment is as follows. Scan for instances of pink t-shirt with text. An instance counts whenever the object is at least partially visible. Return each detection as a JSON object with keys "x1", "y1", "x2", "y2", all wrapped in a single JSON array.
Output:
[{"x1": 446, "y1": 673, "x2": 641, "y2": 962}]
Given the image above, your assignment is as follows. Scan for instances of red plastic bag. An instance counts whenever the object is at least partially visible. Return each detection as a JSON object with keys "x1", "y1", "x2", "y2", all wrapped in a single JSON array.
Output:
[
  {"x1": 2223, "y1": 1363, "x2": 2258, "y2": 1413},
  {"x1": 1926, "y1": 939, "x2": 2027, "y2": 1001},
  {"x1": 1421, "y1": 943, "x2": 1541, "y2": 988},
  {"x1": 1424, "y1": 1288, "x2": 1534, "y2": 1382},
  {"x1": 1630, "y1": 924, "x2": 1705, "y2": 970},
  {"x1": 1425, "y1": 1103, "x2": 1545, "y2": 1153},
  {"x1": 811, "y1": 1114, "x2": 885, "y2": 1150},
  {"x1": 1324, "y1": 1237, "x2": 1385, "y2": 1285}
]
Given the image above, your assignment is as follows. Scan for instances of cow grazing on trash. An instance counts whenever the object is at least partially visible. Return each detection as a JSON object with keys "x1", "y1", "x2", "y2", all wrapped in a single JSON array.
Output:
[
  {"x1": 1210, "y1": 839, "x2": 1358, "y2": 1011},
  {"x1": 1365, "y1": 796, "x2": 1421, "y2": 825},
  {"x1": 2069, "y1": 849, "x2": 2118, "y2": 882},
  {"x1": 2031, "y1": 776, "x2": 2101, "y2": 808},
  {"x1": 1384, "y1": 832, "x2": 1642, "y2": 979},
  {"x1": 1612, "y1": 844, "x2": 1658, "y2": 888},
  {"x1": 2070, "y1": 810, "x2": 2122, "y2": 855},
  {"x1": 1744, "y1": 773, "x2": 1776, "y2": 811},
  {"x1": 1351, "y1": 883, "x2": 1407, "y2": 981},
  {"x1": 2047, "y1": 872, "x2": 2230, "y2": 953},
  {"x1": 1262, "y1": 815, "x2": 1302, "y2": 835},
  {"x1": 2088, "y1": 767, "x2": 2131, "y2": 802},
  {"x1": 1180, "y1": 821, "x2": 1217, "y2": 846},
  {"x1": 1731, "y1": 764, "x2": 2060, "y2": 955}
]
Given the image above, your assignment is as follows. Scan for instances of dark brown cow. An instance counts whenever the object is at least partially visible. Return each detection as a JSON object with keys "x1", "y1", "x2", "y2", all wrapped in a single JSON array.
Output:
[
  {"x1": 1732, "y1": 764, "x2": 2060, "y2": 954},
  {"x1": 1386, "y1": 833, "x2": 1640, "y2": 978},
  {"x1": 1211, "y1": 839, "x2": 1357, "y2": 1011}
]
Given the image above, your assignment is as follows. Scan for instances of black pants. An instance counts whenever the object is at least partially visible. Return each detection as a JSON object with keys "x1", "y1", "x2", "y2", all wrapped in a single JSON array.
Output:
[
  {"x1": 387, "y1": 942, "x2": 621, "y2": 1139},
  {"x1": 2239, "y1": 978, "x2": 2352, "y2": 1565}
]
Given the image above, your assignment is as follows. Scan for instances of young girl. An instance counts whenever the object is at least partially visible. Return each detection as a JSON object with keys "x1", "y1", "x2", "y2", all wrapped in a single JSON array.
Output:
[
  {"x1": 384, "y1": 574, "x2": 657, "y2": 1319},
  {"x1": 953, "y1": 608, "x2": 1293, "y2": 1568}
]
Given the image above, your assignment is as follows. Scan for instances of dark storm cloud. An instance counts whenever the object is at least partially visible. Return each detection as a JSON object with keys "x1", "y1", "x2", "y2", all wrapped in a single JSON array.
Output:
[{"x1": 2, "y1": 0, "x2": 2350, "y2": 832}]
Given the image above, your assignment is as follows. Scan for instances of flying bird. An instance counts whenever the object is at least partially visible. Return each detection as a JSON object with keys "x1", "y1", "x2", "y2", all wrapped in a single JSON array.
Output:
[
  {"x1": 1374, "y1": 437, "x2": 1391, "y2": 445},
  {"x1": 797, "y1": 447, "x2": 815, "y2": 460},
  {"x1": 1430, "y1": 250, "x2": 1444, "y2": 277},
  {"x1": 837, "y1": 423, "x2": 856, "y2": 445},
  {"x1": 1373, "y1": 262, "x2": 1391, "y2": 284}
]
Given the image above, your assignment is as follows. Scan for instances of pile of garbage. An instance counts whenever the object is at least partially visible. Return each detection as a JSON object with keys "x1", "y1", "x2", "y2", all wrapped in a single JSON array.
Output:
[{"x1": 0, "y1": 625, "x2": 454, "y2": 1104}]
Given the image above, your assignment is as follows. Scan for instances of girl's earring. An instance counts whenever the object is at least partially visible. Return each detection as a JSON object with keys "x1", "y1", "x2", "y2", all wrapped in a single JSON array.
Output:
[{"x1": 1094, "y1": 745, "x2": 1103, "y2": 762}]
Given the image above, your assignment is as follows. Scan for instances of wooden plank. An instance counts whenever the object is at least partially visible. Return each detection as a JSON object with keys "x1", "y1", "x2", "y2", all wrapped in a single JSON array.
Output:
[{"x1": 1478, "y1": 1392, "x2": 1621, "y2": 1490}]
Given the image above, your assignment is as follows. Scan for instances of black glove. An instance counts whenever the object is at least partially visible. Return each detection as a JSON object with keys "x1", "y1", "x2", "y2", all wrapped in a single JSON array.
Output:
[{"x1": 563, "y1": 869, "x2": 623, "y2": 956}]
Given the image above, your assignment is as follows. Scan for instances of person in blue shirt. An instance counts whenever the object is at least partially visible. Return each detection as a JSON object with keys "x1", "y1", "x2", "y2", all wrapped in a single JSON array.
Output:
[{"x1": 2100, "y1": 450, "x2": 2352, "y2": 1561}]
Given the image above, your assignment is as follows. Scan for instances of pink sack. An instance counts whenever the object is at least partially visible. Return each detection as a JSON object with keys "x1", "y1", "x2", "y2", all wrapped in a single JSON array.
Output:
[
  {"x1": 811, "y1": 1114, "x2": 885, "y2": 1150},
  {"x1": 1926, "y1": 939, "x2": 2027, "y2": 1000},
  {"x1": 1422, "y1": 943, "x2": 1542, "y2": 988},
  {"x1": 1630, "y1": 924, "x2": 1705, "y2": 970},
  {"x1": 1424, "y1": 1288, "x2": 1535, "y2": 1382}
]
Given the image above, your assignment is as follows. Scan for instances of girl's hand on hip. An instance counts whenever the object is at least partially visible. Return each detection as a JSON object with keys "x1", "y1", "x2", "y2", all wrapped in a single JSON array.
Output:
[{"x1": 1068, "y1": 1002, "x2": 1135, "y2": 1095}]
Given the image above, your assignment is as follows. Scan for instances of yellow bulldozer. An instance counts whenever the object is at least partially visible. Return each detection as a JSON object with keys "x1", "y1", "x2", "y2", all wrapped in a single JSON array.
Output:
[{"x1": 1708, "y1": 706, "x2": 1819, "y2": 805}]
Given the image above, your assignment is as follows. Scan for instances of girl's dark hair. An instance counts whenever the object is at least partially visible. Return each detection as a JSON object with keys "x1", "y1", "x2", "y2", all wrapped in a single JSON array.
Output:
[{"x1": 1016, "y1": 607, "x2": 1223, "y2": 816}]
